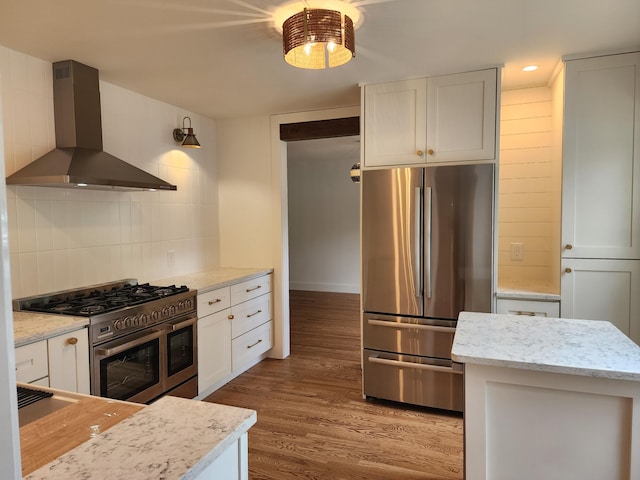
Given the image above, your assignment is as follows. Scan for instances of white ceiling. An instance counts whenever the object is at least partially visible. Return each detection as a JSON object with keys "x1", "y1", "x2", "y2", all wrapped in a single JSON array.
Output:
[{"x1": 0, "y1": 0, "x2": 638, "y2": 120}]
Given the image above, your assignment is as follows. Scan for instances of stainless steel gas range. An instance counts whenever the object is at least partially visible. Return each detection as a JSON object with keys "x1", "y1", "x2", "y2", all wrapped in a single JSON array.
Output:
[{"x1": 14, "y1": 279, "x2": 197, "y2": 404}]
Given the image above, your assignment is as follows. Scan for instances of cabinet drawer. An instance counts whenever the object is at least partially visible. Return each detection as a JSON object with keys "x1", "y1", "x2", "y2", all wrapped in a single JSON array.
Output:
[
  {"x1": 231, "y1": 294, "x2": 272, "y2": 339},
  {"x1": 197, "y1": 287, "x2": 231, "y2": 317},
  {"x1": 15, "y1": 341, "x2": 49, "y2": 384},
  {"x1": 496, "y1": 299, "x2": 560, "y2": 318},
  {"x1": 232, "y1": 321, "x2": 272, "y2": 372},
  {"x1": 230, "y1": 274, "x2": 272, "y2": 305}
]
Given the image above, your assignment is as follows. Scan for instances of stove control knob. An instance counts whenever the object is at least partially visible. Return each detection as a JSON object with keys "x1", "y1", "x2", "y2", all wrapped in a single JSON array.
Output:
[
  {"x1": 124, "y1": 317, "x2": 132, "y2": 328},
  {"x1": 186, "y1": 299, "x2": 193, "y2": 308},
  {"x1": 114, "y1": 319, "x2": 123, "y2": 330},
  {"x1": 162, "y1": 307, "x2": 169, "y2": 317},
  {"x1": 169, "y1": 305, "x2": 176, "y2": 315},
  {"x1": 151, "y1": 311, "x2": 160, "y2": 322},
  {"x1": 139, "y1": 313, "x2": 149, "y2": 326},
  {"x1": 132, "y1": 316, "x2": 139, "y2": 327}
]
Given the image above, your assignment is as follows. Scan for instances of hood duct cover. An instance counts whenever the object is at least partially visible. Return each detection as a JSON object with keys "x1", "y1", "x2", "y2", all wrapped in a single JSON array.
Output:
[{"x1": 6, "y1": 60, "x2": 177, "y2": 191}]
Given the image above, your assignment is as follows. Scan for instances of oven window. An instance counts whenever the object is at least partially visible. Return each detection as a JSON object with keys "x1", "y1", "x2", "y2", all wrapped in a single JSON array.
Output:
[
  {"x1": 167, "y1": 326, "x2": 194, "y2": 377},
  {"x1": 100, "y1": 338, "x2": 160, "y2": 400}
]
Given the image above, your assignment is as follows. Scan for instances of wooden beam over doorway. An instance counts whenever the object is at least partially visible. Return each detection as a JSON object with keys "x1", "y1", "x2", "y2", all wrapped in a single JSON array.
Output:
[{"x1": 280, "y1": 117, "x2": 360, "y2": 141}]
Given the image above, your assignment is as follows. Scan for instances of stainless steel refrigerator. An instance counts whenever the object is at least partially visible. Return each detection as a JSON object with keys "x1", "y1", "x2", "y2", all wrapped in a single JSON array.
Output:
[{"x1": 361, "y1": 163, "x2": 494, "y2": 411}]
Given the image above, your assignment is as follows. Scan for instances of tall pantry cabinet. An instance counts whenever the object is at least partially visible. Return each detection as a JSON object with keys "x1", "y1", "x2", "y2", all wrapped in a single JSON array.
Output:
[{"x1": 561, "y1": 51, "x2": 640, "y2": 343}]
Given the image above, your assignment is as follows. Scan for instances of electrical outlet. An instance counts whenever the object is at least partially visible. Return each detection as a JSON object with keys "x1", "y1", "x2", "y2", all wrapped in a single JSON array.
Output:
[
  {"x1": 167, "y1": 249, "x2": 175, "y2": 268},
  {"x1": 510, "y1": 243, "x2": 524, "y2": 261}
]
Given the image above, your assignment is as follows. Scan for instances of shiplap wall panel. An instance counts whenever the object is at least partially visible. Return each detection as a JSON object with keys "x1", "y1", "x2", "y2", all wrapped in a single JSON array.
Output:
[{"x1": 498, "y1": 86, "x2": 561, "y2": 290}]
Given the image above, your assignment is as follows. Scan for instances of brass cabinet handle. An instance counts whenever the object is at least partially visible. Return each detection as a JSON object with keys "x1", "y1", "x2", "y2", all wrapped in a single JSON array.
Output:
[
  {"x1": 67, "y1": 337, "x2": 78, "y2": 346},
  {"x1": 427, "y1": 149, "x2": 434, "y2": 155},
  {"x1": 565, "y1": 244, "x2": 573, "y2": 250},
  {"x1": 247, "y1": 310, "x2": 262, "y2": 318},
  {"x1": 246, "y1": 285, "x2": 262, "y2": 293},
  {"x1": 247, "y1": 339, "x2": 263, "y2": 349},
  {"x1": 565, "y1": 268, "x2": 572, "y2": 273},
  {"x1": 416, "y1": 150, "x2": 424, "y2": 157},
  {"x1": 228, "y1": 314, "x2": 235, "y2": 320},
  {"x1": 208, "y1": 299, "x2": 222, "y2": 305}
]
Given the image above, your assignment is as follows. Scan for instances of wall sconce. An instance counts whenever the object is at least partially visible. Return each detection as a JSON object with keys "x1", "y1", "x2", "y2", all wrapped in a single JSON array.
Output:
[
  {"x1": 172, "y1": 117, "x2": 201, "y2": 148},
  {"x1": 350, "y1": 162, "x2": 360, "y2": 183}
]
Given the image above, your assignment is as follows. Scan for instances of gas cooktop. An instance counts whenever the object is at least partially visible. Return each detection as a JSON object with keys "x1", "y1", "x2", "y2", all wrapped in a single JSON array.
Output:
[{"x1": 14, "y1": 280, "x2": 189, "y2": 317}]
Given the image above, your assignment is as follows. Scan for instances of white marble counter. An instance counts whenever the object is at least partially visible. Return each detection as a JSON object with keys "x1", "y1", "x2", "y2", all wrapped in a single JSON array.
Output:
[
  {"x1": 495, "y1": 288, "x2": 560, "y2": 301},
  {"x1": 451, "y1": 311, "x2": 640, "y2": 381},
  {"x1": 13, "y1": 311, "x2": 89, "y2": 347},
  {"x1": 154, "y1": 267, "x2": 273, "y2": 294},
  {"x1": 25, "y1": 395, "x2": 257, "y2": 480}
]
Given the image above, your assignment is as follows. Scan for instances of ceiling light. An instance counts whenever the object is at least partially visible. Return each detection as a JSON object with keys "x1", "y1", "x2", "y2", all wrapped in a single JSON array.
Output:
[
  {"x1": 522, "y1": 65, "x2": 538, "y2": 72},
  {"x1": 282, "y1": 7, "x2": 355, "y2": 69},
  {"x1": 172, "y1": 116, "x2": 201, "y2": 148}
]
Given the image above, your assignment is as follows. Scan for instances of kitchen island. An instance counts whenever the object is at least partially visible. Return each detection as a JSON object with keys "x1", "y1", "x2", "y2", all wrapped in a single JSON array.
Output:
[
  {"x1": 452, "y1": 312, "x2": 640, "y2": 480},
  {"x1": 22, "y1": 389, "x2": 256, "y2": 479}
]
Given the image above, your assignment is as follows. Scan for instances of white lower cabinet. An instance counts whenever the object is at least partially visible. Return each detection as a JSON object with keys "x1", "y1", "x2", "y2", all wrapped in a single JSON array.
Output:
[
  {"x1": 496, "y1": 299, "x2": 560, "y2": 318},
  {"x1": 15, "y1": 327, "x2": 90, "y2": 393},
  {"x1": 194, "y1": 432, "x2": 248, "y2": 480},
  {"x1": 561, "y1": 258, "x2": 640, "y2": 344},
  {"x1": 198, "y1": 309, "x2": 232, "y2": 394},
  {"x1": 197, "y1": 273, "x2": 273, "y2": 397}
]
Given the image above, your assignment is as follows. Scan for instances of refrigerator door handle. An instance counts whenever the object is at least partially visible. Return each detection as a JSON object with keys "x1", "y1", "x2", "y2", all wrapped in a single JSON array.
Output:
[
  {"x1": 367, "y1": 319, "x2": 456, "y2": 334},
  {"x1": 425, "y1": 186, "x2": 433, "y2": 299},
  {"x1": 367, "y1": 356, "x2": 463, "y2": 374},
  {"x1": 414, "y1": 187, "x2": 422, "y2": 298}
]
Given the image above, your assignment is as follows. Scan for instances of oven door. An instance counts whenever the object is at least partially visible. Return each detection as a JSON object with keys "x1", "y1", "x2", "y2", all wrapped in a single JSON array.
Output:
[
  {"x1": 93, "y1": 329, "x2": 166, "y2": 404},
  {"x1": 163, "y1": 314, "x2": 198, "y2": 391}
]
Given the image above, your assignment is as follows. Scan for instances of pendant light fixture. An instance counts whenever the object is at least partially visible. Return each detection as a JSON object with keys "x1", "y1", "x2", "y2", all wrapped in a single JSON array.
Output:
[{"x1": 278, "y1": 1, "x2": 358, "y2": 69}]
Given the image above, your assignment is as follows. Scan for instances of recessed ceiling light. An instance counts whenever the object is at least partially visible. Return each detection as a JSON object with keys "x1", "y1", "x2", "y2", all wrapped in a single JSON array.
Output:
[{"x1": 522, "y1": 65, "x2": 538, "y2": 72}]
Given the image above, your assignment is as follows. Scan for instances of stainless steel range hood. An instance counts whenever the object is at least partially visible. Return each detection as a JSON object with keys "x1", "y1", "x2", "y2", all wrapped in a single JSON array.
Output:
[{"x1": 6, "y1": 60, "x2": 177, "y2": 191}]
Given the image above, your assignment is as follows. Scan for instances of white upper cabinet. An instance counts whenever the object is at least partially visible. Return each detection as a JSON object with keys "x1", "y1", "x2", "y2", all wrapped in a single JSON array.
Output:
[
  {"x1": 562, "y1": 52, "x2": 640, "y2": 259},
  {"x1": 363, "y1": 68, "x2": 497, "y2": 168},
  {"x1": 363, "y1": 78, "x2": 427, "y2": 167},
  {"x1": 426, "y1": 69, "x2": 497, "y2": 162}
]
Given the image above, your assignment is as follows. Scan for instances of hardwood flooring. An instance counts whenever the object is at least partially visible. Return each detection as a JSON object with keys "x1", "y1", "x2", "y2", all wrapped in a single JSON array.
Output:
[{"x1": 204, "y1": 290, "x2": 463, "y2": 480}]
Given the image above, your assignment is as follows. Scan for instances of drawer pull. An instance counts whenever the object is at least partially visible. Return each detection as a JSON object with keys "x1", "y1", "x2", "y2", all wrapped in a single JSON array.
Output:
[
  {"x1": 208, "y1": 299, "x2": 222, "y2": 305},
  {"x1": 247, "y1": 339, "x2": 263, "y2": 349},
  {"x1": 246, "y1": 285, "x2": 262, "y2": 293},
  {"x1": 67, "y1": 337, "x2": 78, "y2": 345},
  {"x1": 228, "y1": 314, "x2": 235, "y2": 320},
  {"x1": 368, "y1": 356, "x2": 462, "y2": 374},
  {"x1": 513, "y1": 311, "x2": 536, "y2": 317},
  {"x1": 247, "y1": 309, "x2": 262, "y2": 318}
]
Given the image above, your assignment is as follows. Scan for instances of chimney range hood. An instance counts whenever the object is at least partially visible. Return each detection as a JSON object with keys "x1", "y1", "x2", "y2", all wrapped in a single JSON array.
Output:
[{"x1": 6, "y1": 60, "x2": 177, "y2": 191}]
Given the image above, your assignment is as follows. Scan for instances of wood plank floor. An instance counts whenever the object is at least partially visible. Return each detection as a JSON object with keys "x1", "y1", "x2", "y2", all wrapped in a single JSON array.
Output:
[{"x1": 204, "y1": 290, "x2": 463, "y2": 480}]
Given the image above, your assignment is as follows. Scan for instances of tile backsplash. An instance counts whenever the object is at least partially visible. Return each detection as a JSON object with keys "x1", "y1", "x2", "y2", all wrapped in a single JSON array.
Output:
[{"x1": 0, "y1": 47, "x2": 219, "y2": 298}]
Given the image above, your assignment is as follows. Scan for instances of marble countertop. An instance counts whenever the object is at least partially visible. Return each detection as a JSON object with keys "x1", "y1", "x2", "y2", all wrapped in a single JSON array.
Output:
[
  {"x1": 25, "y1": 395, "x2": 257, "y2": 480},
  {"x1": 154, "y1": 267, "x2": 273, "y2": 294},
  {"x1": 452, "y1": 312, "x2": 640, "y2": 381},
  {"x1": 13, "y1": 311, "x2": 89, "y2": 347}
]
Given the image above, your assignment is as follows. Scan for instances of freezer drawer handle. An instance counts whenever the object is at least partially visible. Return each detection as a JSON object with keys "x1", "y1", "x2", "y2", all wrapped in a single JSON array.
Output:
[
  {"x1": 367, "y1": 319, "x2": 455, "y2": 334},
  {"x1": 368, "y1": 356, "x2": 462, "y2": 374}
]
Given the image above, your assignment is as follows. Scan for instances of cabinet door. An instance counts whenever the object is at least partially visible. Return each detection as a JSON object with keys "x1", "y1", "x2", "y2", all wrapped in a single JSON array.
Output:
[
  {"x1": 562, "y1": 52, "x2": 640, "y2": 259},
  {"x1": 363, "y1": 78, "x2": 427, "y2": 167},
  {"x1": 561, "y1": 258, "x2": 640, "y2": 344},
  {"x1": 48, "y1": 328, "x2": 90, "y2": 394},
  {"x1": 426, "y1": 69, "x2": 497, "y2": 163},
  {"x1": 197, "y1": 309, "x2": 232, "y2": 394}
]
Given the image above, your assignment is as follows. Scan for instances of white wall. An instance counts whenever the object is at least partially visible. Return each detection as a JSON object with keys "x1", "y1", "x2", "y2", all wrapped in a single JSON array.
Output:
[
  {"x1": 0, "y1": 47, "x2": 220, "y2": 298},
  {"x1": 498, "y1": 86, "x2": 562, "y2": 293},
  {"x1": 287, "y1": 138, "x2": 360, "y2": 293}
]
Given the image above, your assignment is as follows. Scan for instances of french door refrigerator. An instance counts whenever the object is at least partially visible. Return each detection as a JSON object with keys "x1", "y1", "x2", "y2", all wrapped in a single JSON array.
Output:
[{"x1": 362, "y1": 163, "x2": 494, "y2": 411}]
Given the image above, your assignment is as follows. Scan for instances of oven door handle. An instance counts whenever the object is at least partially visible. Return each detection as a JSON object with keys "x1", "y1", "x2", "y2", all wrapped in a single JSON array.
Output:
[
  {"x1": 367, "y1": 319, "x2": 456, "y2": 334},
  {"x1": 94, "y1": 329, "x2": 164, "y2": 357},
  {"x1": 158, "y1": 316, "x2": 197, "y2": 332}
]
